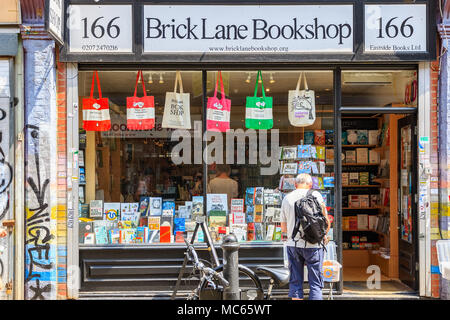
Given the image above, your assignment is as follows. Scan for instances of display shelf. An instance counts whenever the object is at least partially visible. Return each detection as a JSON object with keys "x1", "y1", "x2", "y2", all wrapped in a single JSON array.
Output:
[
  {"x1": 341, "y1": 163, "x2": 379, "y2": 166},
  {"x1": 342, "y1": 207, "x2": 381, "y2": 209},
  {"x1": 343, "y1": 229, "x2": 388, "y2": 236}
]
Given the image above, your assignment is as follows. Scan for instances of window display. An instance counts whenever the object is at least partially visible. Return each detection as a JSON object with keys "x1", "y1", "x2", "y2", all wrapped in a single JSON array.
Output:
[{"x1": 78, "y1": 70, "x2": 335, "y2": 245}]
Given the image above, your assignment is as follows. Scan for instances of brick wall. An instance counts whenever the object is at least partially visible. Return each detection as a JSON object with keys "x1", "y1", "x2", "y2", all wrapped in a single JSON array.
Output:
[{"x1": 56, "y1": 49, "x2": 67, "y2": 300}]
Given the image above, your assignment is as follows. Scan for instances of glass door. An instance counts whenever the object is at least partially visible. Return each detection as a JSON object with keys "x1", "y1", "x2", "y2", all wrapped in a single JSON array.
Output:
[{"x1": 397, "y1": 115, "x2": 418, "y2": 290}]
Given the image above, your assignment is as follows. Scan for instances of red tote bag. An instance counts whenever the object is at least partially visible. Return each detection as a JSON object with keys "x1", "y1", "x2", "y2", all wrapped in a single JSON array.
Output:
[
  {"x1": 206, "y1": 71, "x2": 231, "y2": 132},
  {"x1": 82, "y1": 71, "x2": 111, "y2": 131},
  {"x1": 127, "y1": 70, "x2": 155, "y2": 130}
]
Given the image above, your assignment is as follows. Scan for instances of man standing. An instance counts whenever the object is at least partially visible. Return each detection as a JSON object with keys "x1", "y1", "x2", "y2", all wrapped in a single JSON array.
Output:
[
  {"x1": 280, "y1": 173, "x2": 330, "y2": 300},
  {"x1": 207, "y1": 164, "x2": 238, "y2": 207}
]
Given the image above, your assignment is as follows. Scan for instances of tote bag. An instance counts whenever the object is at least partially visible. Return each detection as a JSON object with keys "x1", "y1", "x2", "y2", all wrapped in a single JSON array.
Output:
[
  {"x1": 288, "y1": 72, "x2": 316, "y2": 127},
  {"x1": 162, "y1": 71, "x2": 191, "y2": 129},
  {"x1": 245, "y1": 70, "x2": 273, "y2": 130},
  {"x1": 127, "y1": 70, "x2": 155, "y2": 130},
  {"x1": 82, "y1": 71, "x2": 111, "y2": 131},
  {"x1": 206, "y1": 71, "x2": 231, "y2": 132}
]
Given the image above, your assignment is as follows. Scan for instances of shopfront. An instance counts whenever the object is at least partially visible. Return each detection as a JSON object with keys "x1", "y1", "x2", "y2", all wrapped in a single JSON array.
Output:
[{"x1": 56, "y1": 0, "x2": 436, "y2": 298}]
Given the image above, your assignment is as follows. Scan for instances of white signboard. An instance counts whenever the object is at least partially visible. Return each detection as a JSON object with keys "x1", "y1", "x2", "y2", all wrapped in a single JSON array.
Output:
[
  {"x1": 365, "y1": 4, "x2": 427, "y2": 53},
  {"x1": 143, "y1": 5, "x2": 354, "y2": 53},
  {"x1": 68, "y1": 5, "x2": 133, "y2": 53},
  {"x1": 46, "y1": 0, "x2": 64, "y2": 44}
]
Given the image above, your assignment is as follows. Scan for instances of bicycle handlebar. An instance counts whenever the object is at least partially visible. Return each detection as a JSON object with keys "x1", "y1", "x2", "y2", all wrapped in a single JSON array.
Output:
[{"x1": 183, "y1": 238, "x2": 229, "y2": 288}]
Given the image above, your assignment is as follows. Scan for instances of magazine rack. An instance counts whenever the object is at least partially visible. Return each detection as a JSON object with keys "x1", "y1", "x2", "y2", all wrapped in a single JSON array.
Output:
[{"x1": 171, "y1": 215, "x2": 221, "y2": 299}]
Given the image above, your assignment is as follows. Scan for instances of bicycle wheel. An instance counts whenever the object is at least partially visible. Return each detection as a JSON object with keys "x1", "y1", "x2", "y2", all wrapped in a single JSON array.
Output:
[{"x1": 198, "y1": 264, "x2": 265, "y2": 300}]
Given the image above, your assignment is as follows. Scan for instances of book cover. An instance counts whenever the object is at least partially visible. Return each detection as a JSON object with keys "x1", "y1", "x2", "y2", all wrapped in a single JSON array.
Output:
[
  {"x1": 297, "y1": 161, "x2": 312, "y2": 174},
  {"x1": 254, "y1": 188, "x2": 264, "y2": 205},
  {"x1": 342, "y1": 131, "x2": 348, "y2": 145},
  {"x1": 233, "y1": 212, "x2": 246, "y2": 224},
  {"x1": 266, "y1": 224, "x2": 275, "y2": 241},
  {"x1": 314, "y1": 130, "x2": 326, "y2": 145},
  {"x1": 118, "y1": 220, "x2": 134, "y2": 229},
  {"x1": 360, "y1": 194, "x2": 370, "y2": 208},
  {"x1": 349, "y1": 172, "x2": 359, "y2": 185},
  {"x1": 185, "y1": 220, "x2": 197, "y2": 232},
  {"x1": 79, "y1": 150, "x2": 85, "y2": 167},
  {"x1": 310, "y1": 145, "x2": 317, "y2": 159},
  {"x1": 79, "y1": 167, "x2": 86, "y2": 184},
  {"x1": 368, "y1": 215, "x2": 377, "y2": 230},
  {"x1": 139, "y1": 196, "x2": 150, "y2": 216},
  {"x1": 368, "y1": 130, "x2": 380, "y2": 145},
  {"x1": 264, "y1": 207, "x2": 275, "y2": 223},
  {"x1": 356, "y1": 148, "x2": 369, "y2": 164},
  {"x1": 318, "y1": 177, "x2": 324, "y2": 190},
  {"x1": 89, "y1": 200, "x2": 103, "y2": 218},
  {"x1": 79, "y1": 222, "x2": 93, "y2": 243},
  {"x1": 121, "y1": 229, "x2": 136, "y2": 244},
  {"x1": 192, "y1": 196, "x2": 204, "y2": 217},
  {"x1": 357, "y1": 214, "x2": 369, "y2": 230},
  {"x1": 104, "y1": 202, "x2": 121, "y2": 222},
  {"x1": 84, "y1": 233, "x2": 95, "y2": 244},
  {"x1": 149, "y1": 197, "x2": 163, "y2": 216},
  {"x1": 245, "y1": 188, "x2": 255, "y2": 206},
  {"x1": 162, "y1": 201, "x2": 176, "y2": 216},
  {"x1": 316, "y1": 146, "x2": 325, "y2": 160},
  {"x1": 139, "y1": 217, "x2": 149, "y2": 227},
  {"x1": 120, "y1": 211, "x2": 140, "y2": 227},
  {"x1": 136, "y1": 227, "x2": 148, "y2": 243},
  {"x1": 207, "y1": 193, "x2": 228, "y2": 216},
  {"x1": 370, "y1": 194, "x2": 380, "y2": 207},
  {"x1": 175, "y1": 231, "x2": 186, "y2": 243},
  {"x1": 325, "y1": 148, "x2": 334, "y2": 165},
  {"x1": 209, "y1": 215, "x2": 227, "y2": 227},
  {"x1": 148, "y1": 229, "x2": 160, "y2": 243},
  {"x1": 323, "y1": 176, "x2": 334, "y2": 188},
  {"x1": 349, "y1": 195, "x2": 360, "y2": 208},
  {"x1": 160, "y1": 215, "x2": 173, "y2": 232},
  {"x1": 121, "y1": 203, "x2": 131, "y2": 214},
  {"x1": 318, "y1": 161, "x2": 326, "y2": 174},
  {"x1": 247, "y1": 223, "x2": 255, "y2": 241},
  {"x1": 273, "y1": 226, "x2": 282, "y2": 241},
  {"x1": 230, "y1": 224, "x2": 247, "y2": 242},
  {"x1": 282, "y1": 146, "x2": 297, "y2": 160},
  {"x1": 347, "y1": 130, "x2": 358, "y2": 145},
  {"x1": 357, "y1": 130, "x2": 369, "y2": 145},
  {"x1": 349, "y1": 217, "x2": 358, "y2": 230},
  {"x1": 312, "y1": 176, "x2": 319, "y2": 189},
  {"x1": 282, "y1": 177, "x2": 296, "y2": 191},
  {"x1": 359, "y1": 172, "x2": 369, "y2": 185},
  {"x1": 273, "y1": 208, "x2": 282, "y2": 223},
  {"x1": 297, "y1": 145, "x2": 311, "y2": 159},
  {"x1": 185, "y1": 201, "x2": 193, "y2": 218},
  {"x1": 282, "y1": 162, "x2": 298, "y2": 175},
  {"x1": 255, "y1": 223, "x2": 263, "y2": 240},
  {"x1": 173, "y1": 217, "x2": 186, "y2": 235},
  {"x1": 311, "y1": 161, "x2": 319, "y2": 174},
  {"x1": 254, "y1": 204, "x2": 263, "y2": 223},
  {"x1": 345, "y1": 150, "x2": 356, "y2": 163},
  {"x1": 325, "y1": 130, "x2": 334, "y2": 145},
  {"x1": 160, "y1": 225, "x2": 171, "y2": 243},
  {"x1": 80, "y1": 204, "x2": 89, "y2": 219},
  {"x1": 109, "y1": 229, "x2": 121, "y2": 244},
  {"x1": 304, "y1": 131, "x2": 315, "y2": 145},
  {"x1": 342, "y1": 172, "x2": 349, "y2": 185},
  {"x1": 178, "y1": 206, "x2": 188, "y2": 219},
  {"x1": 369, "y1": 150, "x2": 380, "y2": 164}
]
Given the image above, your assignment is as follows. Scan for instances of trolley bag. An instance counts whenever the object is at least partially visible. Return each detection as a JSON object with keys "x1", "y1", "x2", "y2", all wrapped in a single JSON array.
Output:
[
  {"x1": 245, "y1": 70, "x2": 273, "y2": 130},
  {"x1": 127, "y1": 70, "x2": 155, "y2": 130},
  {"x1": 162, "y1": 71, "x2": 191, "y2": 129},
  {"x1": 288, "y1": 72, "x2": 316, "y2": 127},
  {"x1": 206, "y1": 71, "x2": 231, "y2": 132},
  {"x1": 82, "y1": 70, "x2": 111, "y2": 131}
]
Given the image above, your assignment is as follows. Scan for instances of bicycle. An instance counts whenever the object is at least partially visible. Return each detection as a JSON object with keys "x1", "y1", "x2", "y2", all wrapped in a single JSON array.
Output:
[{"x1": 183, "y1": 238, "x2": 282, "y2": 300}]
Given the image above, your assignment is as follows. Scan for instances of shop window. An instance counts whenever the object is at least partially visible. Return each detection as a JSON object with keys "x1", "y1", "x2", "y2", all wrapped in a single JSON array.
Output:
[
  {"x1": 205, "y1": 70, "x2": 335, "y2": 243},
  {"x1": 341, "y1": 70, "x2": 418, "y2": 107}
]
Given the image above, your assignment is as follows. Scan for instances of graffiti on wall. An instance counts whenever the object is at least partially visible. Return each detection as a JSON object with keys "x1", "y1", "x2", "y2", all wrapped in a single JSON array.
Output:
[{"x1": 24, "y1": 124, "x2": 56, "y2": 300}]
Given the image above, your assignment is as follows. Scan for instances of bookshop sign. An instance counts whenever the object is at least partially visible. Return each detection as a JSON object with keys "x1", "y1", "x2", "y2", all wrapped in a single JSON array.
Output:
[{"x1": 59, "y1": 0, "x2": 436, "y2": 62}]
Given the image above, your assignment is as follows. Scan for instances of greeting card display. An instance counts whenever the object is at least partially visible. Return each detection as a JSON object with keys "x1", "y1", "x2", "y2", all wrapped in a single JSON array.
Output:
[
  {"x1": 82, "y1": 71, "x2": 111, "y2": 131},
  {"x1": 207, "y1": 71, "x2": 231, "y2": 132},
  {"x1": 245, "y1": 70, "x2": 273, "y2": 130},
  {"x1": 288, "y1": 72, "x2": 316, "y2": 127},
  {"x1": 127, "y1": 70, "x2": 155, "y2": 130},
  {"x1": 162, "y1": 71, "x2": 191, "y2": 129}
]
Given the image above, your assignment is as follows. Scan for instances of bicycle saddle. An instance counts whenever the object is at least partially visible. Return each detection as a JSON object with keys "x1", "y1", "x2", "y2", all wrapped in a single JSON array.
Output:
[{"x1": 256, "y1": 267, "x2": 290, "y2": 287}]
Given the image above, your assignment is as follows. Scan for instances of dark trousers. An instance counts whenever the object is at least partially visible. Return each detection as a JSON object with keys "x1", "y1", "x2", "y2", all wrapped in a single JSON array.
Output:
[{"x1": 287, "y1": 246, "x2": 324, "y2": 300}]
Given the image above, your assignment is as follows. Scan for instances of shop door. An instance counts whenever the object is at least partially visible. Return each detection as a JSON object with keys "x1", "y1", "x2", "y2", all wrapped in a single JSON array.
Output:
[{"x1": 397, "y1": 115, "x2": 418, "y2": 290}]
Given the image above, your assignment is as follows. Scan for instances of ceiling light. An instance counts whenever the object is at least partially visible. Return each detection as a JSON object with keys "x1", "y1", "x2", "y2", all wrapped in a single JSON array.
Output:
[
  {"x1": 159, "y1": 73, "x2": 164, "y2": 84},
  {"x1": 325, "y1": 88, "x2": 330, "y2": 91},
  {"x1": 148, "y1": 73, "x2": 153, "y2": 84},
  {"x1": 245, "y1": 73, "x2": 251, "y2": 83},
  {"x1": 265, "y1": 88, "x2": 270, "y2": 92},
  {"x1": 270, "y1": 73, "x2": 275, "y2": 84}
]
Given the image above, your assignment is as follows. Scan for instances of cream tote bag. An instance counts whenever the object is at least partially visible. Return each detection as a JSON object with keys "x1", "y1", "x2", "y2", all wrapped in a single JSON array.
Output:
[
  {"x1": 288, "y1": 72, "x2": 316, "y2": 127},
  {"x1": 162, "y1": 71, "x2": 191, "y2": 129}
]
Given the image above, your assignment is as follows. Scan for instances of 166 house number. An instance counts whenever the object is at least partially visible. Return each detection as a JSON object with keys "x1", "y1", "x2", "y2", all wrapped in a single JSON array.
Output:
[{"x1": 80, "y1": 16, "x2": 120, "y2": 51}]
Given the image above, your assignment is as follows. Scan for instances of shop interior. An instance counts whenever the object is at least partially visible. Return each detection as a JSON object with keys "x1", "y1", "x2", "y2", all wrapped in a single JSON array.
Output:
[{"x1": 77, "y1": 68, "x2": 418, "y2": 292}]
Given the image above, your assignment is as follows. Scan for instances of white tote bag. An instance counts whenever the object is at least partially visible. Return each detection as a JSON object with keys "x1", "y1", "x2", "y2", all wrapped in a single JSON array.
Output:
[
  {"x1": 162, "y1": 71, "x2": 191, "y2": 129},
  {"x1": 288, "y1": 72, "x2": 316, "y2": 127}
]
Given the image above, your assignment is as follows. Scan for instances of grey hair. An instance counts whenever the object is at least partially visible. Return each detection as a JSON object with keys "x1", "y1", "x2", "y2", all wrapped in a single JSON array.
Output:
[{"x1": 295, "y1": 173, "x2": 313, "y2": 185}]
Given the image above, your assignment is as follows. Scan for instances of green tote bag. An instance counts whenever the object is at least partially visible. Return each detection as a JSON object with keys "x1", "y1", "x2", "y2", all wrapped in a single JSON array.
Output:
[{"x1": 245, "y1": 70, "x2": 273, "y2": 130}]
